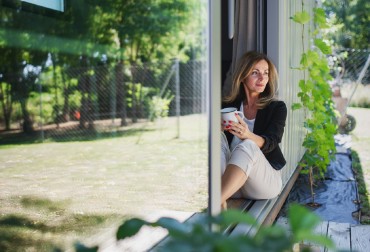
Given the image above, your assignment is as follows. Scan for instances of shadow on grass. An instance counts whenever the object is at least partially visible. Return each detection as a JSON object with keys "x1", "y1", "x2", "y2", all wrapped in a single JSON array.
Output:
[
  {"x1": 0, "y1": 213, "x2": 115, "y2": 252},
  {"x1": 0, "y1": 214, "x2": 49, "y2": 231},
  {"x1": 20, "y1": 196, "x2": 67, "y2": 213},
  {"x1": 0, "y1": 213, "x2": 120, "y2": 233},
  {"x1": 0, "y1": 227, "x2": 58, "y2": 252},
  {"x1": 351, "y1": 150, "x2": 370, "y2": 224},
  {"x1": 0, "y1": 127, "x2": 154, "y2": 145},
  {"x1": 0, "y1": 196, "x2": 124, "y2": 252}
]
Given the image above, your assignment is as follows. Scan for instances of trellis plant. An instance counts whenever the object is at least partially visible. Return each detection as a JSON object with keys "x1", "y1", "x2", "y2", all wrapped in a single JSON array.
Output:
[{"x1": 291, "y1": 6, "x2": 337, "y2": 206}]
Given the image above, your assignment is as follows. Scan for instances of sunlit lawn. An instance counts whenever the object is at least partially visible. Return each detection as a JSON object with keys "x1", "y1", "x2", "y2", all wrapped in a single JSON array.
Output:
[
  {"x1": 340, "y1": 85, "x2": 370, "y2": 223},
  {"x1": 0, "y1": 114, "x2": 208, "y2": 251},
  {"x1": 348, "y1": 107, "x2": 370, "y2": 224}
]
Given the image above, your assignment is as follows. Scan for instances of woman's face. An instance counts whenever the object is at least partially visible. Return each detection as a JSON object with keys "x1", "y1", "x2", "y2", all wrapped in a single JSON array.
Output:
[{"x1": 243, "y1": 59, "x2": 269, "y2": 95}]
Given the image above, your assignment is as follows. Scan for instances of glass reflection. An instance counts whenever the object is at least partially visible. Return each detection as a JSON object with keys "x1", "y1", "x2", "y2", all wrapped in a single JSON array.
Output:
[{"x1": 0, "y1": 1, "x2": 208, "y2": 250}]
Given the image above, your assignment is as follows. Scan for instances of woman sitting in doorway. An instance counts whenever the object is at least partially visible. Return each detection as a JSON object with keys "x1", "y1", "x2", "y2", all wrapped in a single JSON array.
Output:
[{"x1": 221, "y1": 51, "x2": 287, "y2": 210}]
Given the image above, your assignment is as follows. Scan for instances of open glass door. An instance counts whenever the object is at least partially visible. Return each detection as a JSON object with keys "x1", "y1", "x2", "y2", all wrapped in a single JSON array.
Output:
[{"x1": 0, "y1": 0, "x2": 211, "y2": 250}]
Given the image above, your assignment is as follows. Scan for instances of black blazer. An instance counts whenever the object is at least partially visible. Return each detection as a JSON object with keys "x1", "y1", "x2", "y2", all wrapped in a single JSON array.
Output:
[{"x1": 222, "y1": 100, "x2": 287, "y2": 170}]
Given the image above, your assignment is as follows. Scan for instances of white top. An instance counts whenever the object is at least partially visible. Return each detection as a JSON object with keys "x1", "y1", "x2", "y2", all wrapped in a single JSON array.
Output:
[
  {"x1": 230, "y1": 102, "x2": 256, "y2": 150},
  {"x1": 240, "y1": 102, "x2": 255, "y2": 132}
]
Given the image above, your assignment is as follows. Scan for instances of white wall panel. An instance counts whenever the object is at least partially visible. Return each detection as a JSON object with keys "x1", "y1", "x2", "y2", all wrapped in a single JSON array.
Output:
[{"x1": 267, "y1": 0, "x2": 316, "y2": 186}]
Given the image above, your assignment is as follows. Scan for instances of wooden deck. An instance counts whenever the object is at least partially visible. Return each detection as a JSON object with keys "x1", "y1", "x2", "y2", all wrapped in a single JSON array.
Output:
[{"x1": 276, "y1": 217, "x2": 370, "y2": 252}]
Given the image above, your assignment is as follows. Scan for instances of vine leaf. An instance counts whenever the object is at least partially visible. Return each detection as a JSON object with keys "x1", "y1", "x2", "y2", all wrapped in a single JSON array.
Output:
[
  {"x1": 292, "y1": 103, "x2": 302, "y2": 110},
  {"x1": 314, "y1": 8, "x2": 330, "y2": 29},
  {"x1": 290, "y1": 11, "x2": 310, "y2": 24},
  {"x1": 306, "y1": 50, "x2": 320, "y2": 66},
  {"x1": 314, "y1": 39, "x2": 332, "y2": 54},
  {"x1": 300, "y1": 53, "x2": 308, "y2": 68}
]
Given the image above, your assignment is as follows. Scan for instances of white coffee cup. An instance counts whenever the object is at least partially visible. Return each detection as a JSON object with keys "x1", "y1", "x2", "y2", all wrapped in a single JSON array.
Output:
[{"x1": 221, "y1": 107, "x2": 244, "y2": 126}]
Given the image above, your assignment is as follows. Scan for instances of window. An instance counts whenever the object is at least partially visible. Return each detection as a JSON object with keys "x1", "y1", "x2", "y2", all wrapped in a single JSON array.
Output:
[
  {"x1": 0, "y1": 1, "x2": 211, "y2": 250},
  {"x1": 21, "y1": 0, "x2": 64, "y2": 12}
]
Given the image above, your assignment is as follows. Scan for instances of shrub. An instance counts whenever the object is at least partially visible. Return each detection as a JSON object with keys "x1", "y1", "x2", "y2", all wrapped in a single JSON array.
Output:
[
  {"x1": 148, "y1": 91, "x2": 174, "y2": 122},
  {"x1": 74, "y1": 204, "x2": 334, "y2": 252}
]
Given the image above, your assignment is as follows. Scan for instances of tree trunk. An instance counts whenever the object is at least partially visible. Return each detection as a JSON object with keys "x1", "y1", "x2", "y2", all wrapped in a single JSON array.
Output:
[
  {"x1": 2, "y1": 105, "x2": 12, "y2": 131},
  {"x1": 19, "y1": 99, "x2": 34, "y2": 133},
  {"x1": 0, "y1": 83, "x2": 13, "y2": 131}
]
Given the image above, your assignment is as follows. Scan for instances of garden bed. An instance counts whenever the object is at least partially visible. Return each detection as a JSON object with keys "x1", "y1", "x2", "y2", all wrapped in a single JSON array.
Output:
[{"x1": 279, "y1": 134, "x2": 361, "y2": 224}]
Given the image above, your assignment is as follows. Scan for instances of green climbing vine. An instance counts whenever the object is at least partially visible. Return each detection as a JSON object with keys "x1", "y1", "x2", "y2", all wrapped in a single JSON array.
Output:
[{"x1": 291, "y1": 4, "x2": 337, "y2": 206}]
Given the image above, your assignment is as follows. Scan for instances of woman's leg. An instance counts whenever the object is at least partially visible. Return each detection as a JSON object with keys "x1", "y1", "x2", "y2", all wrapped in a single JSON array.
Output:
[
  {"x1": 221, "y1": 164, "x2": 248, "y2": 204},
  {"x1": 238, "y1": 160, "x2": 282, "y2": 199},
  {"x1": 221, "y1": 139, "x2": 256, "y2": 205},
  {"x1": 234, "y1": 140, "x2": 282, "y2": 199},
  {"x1": 221, "y1": 139, "x2": 282, "y2": 205}
]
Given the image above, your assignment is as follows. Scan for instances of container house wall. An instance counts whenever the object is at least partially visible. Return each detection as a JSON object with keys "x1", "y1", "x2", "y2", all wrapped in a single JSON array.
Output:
[{"x1": 266, "y1": 0, "x2": 315, "y2": 186}]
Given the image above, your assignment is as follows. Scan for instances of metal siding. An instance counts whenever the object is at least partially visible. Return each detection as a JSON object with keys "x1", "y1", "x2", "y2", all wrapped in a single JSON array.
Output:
[{"x1": 268, "y1": 0, "x2": 316, "y2": 186}]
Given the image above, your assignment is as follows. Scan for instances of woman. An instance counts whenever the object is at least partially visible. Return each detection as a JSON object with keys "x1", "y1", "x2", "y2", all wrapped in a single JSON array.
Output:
[{"x1": 221, "y1": 51, "x2": 287, "y2": 209}]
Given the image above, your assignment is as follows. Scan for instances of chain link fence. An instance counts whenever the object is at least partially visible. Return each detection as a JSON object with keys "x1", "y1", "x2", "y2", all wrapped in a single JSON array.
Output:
[
  {"x1": 0, "y1": 59, "x2": 208, "y2": 143},
  {"x1": 329, "y1": 48, "x2": 370, "y2": 109},
  {"x1": 328, "y1": 48, "x2": 370, "y2": 133},
  {"x1": 330, "y1": 48, "x2": 370, "y2": 85}
]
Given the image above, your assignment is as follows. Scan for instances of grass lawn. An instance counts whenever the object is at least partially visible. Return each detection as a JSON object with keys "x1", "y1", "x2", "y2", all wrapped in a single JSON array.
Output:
[
  {"x1": 0, "y1": 114, "x2": 208, "y2": 251},
  {"x1": 347, "y1": 107, "x2": 370, "y2": 224}
]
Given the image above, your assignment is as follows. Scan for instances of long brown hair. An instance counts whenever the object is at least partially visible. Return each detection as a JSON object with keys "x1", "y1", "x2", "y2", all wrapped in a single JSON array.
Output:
[{"x1": 223, "y1": 51, "x2": 278, "y2": 108}]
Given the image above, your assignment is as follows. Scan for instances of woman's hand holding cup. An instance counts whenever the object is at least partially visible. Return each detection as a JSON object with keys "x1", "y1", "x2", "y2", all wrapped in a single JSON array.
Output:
[{"x1": 221, "y1": 107, "x2": 247, "y2": 137}]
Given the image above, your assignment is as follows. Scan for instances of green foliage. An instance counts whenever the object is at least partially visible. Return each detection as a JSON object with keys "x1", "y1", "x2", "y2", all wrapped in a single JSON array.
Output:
[
  {"x1": 314, "y1": 39, "x2": 332, "y2": 55},
  {"x1": 291, "y1": 4, "x2": 337, "y2": 200},
  {"x1": 288, "y1": 205, "x2": 333, "y2": 247},
  {"x1": 27, "y1": 91, "x2": 53, "y2": 124},
  {"x1": 323, "y1": 0, "x2": 370, "y2": 49},
  {"x1": 101, "y1": 0, "x2": 204, "y2": 63},
  {"x1": 148, "y1": 91, "x2": 174, "y2": 122},
  {"x1": 74, "y1": 243, "x2": 98, "y2": 252},
  {"x1": 314, "y1": 8, "x2": 330, "y2": 29},
  {"x1": 0, "y1": 0, "x2": 204, "y2": 132},
  {"x1": 351, "y1": 150, "x2": 370, "y2": 224},
  {"x1": 125, "y1": 82, "x2": 174, "y2": 121},
  {"x1": 126, "y1": 82, "x2": 146, "y2": 108},
  {"x1": 290, "y1": 11, "x2": 311, "y2": 24},
  {"x1": 76, "y1": 204, "x2": 334, "y2": 252}
]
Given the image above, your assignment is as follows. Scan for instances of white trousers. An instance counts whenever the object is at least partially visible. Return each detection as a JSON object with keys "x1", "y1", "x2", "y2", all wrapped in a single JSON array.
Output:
[{"x1": 221, "y1": 132, "x2": 282, "y2": 200}]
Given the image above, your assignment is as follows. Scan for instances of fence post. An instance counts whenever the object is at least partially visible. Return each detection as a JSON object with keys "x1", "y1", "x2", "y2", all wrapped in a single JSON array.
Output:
[
  {"x1": 111, "y1": 64, "x2": 117, "y2": 125},
  {"x1": 192, "y1": 59, "x2": 196, "y2": 114},
  {"x1": 38, "y1": 81, "x2": 44, "y2": 142},
  {"x1": 175, "y1": 58, "x2": 180, "y2": 139},
  {"x1": 91, "y1": 67, "x2": 98, "y2": 136}
]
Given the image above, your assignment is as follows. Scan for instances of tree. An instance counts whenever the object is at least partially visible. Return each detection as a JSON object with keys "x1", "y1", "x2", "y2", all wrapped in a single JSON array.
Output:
[
  {"x1": 0, "y1": 0, "x2": 205, "y2": 131},
  {"x1": 323, "y1": 0, "x2": 370, "y2": 49},
  {"x1": 0, "y1": 46, "x2": 47, "y2": 133},
  {"x1": 105, "y1": 0, "x2": 203, "y2": 125},
  {"x1": 0, "y1": 2, "x2": 63, "y2": 132}
]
